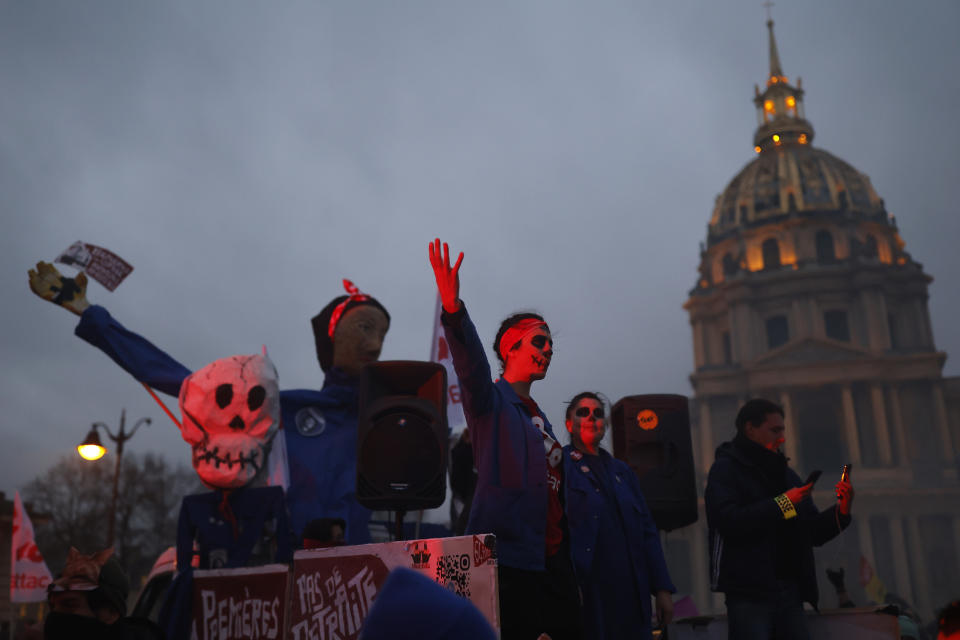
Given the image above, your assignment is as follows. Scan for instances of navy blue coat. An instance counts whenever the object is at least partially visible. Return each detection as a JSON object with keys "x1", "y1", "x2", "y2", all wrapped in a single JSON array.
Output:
[
  {"x1": 563, "y1": 446, "x2": 675, "y2": 638},
  {"x1": 704, "y1": 438, "x2": 850, "y2": 607},
  {"x1": 442, "y1": 305, "x2": 556, "y2": 571},
  {"x1": 75, "y1": 305, "x2": 372, "y2": 544}
]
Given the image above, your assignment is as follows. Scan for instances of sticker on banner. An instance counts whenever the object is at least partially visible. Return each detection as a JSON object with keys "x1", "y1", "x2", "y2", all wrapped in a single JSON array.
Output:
[
  {"x1": 411, "y1": 541, "x2": 431, "y2": 569},
  {"x1": 637, "y1": 409, "x2": 659, "y2": 431},
  {"x1": 435, "y1": 554, "x2": 471, "y2": 598},
  {"x1": 473, "y1": 536, "x2": 494, "y2": 567}
]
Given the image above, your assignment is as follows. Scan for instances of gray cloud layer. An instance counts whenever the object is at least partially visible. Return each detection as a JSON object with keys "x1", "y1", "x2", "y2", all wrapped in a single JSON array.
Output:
[{"x1": 2, "y1": 1, "x2": 958, "y2": 495}]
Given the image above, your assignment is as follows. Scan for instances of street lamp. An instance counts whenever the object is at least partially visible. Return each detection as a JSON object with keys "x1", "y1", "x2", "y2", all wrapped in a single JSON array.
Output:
[{"x1": 76, "y1": 409, "x2": 151, "y2": 548}]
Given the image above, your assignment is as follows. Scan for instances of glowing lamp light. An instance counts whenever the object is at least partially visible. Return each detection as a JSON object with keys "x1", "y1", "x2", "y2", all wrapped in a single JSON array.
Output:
[
  {"x1": 799, "y1": 134, "x2": 808, "y2": 144},
  {"x1": 754, "y1": 146, "x2": 762, "y2": 153},
  {"x1": 786, "y1": 96, "x2": 796, "y2": 108},
  {"x1": 77, "y1": 428, "x2": 106, "y2": 461},
  {"x1": 764, "y1": 100, "x2": 775, "y2": 113},
  {"x1": 772, "y1": 134, "x2": 781, "y2": 142}
]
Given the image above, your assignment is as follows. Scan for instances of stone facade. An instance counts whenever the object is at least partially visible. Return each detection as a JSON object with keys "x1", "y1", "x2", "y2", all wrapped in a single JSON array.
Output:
[{"x1": 675, "y1": 20, "x2": 960, "y2": 620}]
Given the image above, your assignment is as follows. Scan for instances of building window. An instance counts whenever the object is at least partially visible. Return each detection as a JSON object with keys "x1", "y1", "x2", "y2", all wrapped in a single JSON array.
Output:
[
  {"x1": 762, "y1": 238, "x2": 782, "y2": 270},
  {"x1": 766, "y1": 315, "x2": 789, "y2": 349},
  {"x1": 815, "y1": 230, "x2": 836, "y2": 263},
  {"x1": 863, "y1": 234, "x2": 878, "y2": 259},
  {"x1": 824, "y1": 310, "x2": 851, "y2": 342},
  {"x1": 722, "y1": 253, "x2": 738, "y2": 277},
  {"x1": 722, "y1": 331, "x2": 733, "y2": 364},
  {"x1": 795, "y1": 385, "x2": 848, "y2": 471}
]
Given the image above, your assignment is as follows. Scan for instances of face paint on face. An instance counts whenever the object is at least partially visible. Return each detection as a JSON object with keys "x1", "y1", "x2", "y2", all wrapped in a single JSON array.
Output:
[
  {"x1": 332, "y1": 305, "x2": 389, "y2": 377},
  {"x1": 566, "y1": 397, "x2": 606, "y2": 455},
  {"x1": 745, "y1": 412, "x2": 786, "y2": 452},
  {"x1": 503, "y1": 328, "x2": 553, "y2": 383}
]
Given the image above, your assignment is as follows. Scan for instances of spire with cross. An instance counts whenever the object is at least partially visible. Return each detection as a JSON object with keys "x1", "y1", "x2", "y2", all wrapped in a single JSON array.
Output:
[{"x1": 750, "y1": 13, "x2": 814, "y2": 153}]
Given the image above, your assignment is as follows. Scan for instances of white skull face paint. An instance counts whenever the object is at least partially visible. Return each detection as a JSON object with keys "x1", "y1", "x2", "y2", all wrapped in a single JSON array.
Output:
[{"x1": 178, "y1": 354, "x2": 280, "y2": 489}]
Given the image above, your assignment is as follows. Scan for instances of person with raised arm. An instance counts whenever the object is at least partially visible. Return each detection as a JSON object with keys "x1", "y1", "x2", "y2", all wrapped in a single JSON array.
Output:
[
  {"x1": 28, "y1": 261, "x2": 389, "y2": 545},
  {"x1": 428, "y1": 239, "x2": 580, "y2": 640}
]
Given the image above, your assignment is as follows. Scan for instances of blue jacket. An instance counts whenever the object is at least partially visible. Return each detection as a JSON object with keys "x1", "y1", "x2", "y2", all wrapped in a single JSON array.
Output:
[
  {"x1": 563, "y1": 445, "x2": 675, "y2": 638},
  {"x1": 704, "y1": 435, "x2": 850, "y2": 607},
  {"x1": 442, "y1": 305, "x2": 555, "y2": 571},
  {"x1": 177, "y1": 486, "x2": 293, "y2": 570},
  {"x1": 75, "y1": 305, "x2": 371, "y2": 544}
]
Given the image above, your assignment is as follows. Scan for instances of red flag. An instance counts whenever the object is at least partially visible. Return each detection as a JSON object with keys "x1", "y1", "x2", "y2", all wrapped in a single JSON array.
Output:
[{"x1": 10, "y1": 491, "x2": 53, "y2": 602}]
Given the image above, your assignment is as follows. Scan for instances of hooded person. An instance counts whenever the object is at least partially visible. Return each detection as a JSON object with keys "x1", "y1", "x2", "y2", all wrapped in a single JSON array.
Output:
[
  {"x1": 46, "y1": 547, "x2": 164, "y2": 640},
  {"x1": 359, "y1": 568, "x2": 496, "y2": 640},
  {"x1": 28, "y1": 264, "x2": 390, "y2": 544}
]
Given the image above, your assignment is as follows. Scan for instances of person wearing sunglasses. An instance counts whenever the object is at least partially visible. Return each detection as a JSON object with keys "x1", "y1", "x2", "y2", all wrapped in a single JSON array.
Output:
[
  {"x1": 563, "y1": 391, "x2": 675, "y2": 640},
  {"x1": 429, "y1": 239, "x2": 580, "y2": 640}
]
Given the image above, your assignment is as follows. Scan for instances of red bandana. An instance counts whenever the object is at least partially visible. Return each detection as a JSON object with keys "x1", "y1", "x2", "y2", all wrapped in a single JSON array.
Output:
[
  {"x1": 498, "y1": 318, "x2": 547, "y2": 360},
  {"x1": 327, "y1": 279, "x2": 370, "y2": 339}
]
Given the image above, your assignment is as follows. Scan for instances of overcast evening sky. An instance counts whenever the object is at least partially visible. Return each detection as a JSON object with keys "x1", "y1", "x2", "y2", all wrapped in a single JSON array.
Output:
[{"x1": 2, "y1": 1, "x2": 958, "y2": 499}]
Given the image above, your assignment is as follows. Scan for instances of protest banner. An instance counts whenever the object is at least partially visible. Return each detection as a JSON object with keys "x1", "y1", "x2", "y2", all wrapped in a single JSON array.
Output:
[
  {"x1": 190, "y1": 564, "x2": 290, "y2": 640},
  {"x1": 290, "y1": 534, "x2": 498, "y2": 640}
]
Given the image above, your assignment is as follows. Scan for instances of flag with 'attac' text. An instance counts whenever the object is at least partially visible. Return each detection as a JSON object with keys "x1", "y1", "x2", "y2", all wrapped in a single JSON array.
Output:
[{"x1": 10, "y1": 491, "x2": 53, "y2": 602}]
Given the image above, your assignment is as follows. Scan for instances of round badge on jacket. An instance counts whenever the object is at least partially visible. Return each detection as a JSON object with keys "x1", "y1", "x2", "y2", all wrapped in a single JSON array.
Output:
[{"x1": 295, "y1": 407, "x2": 327, "y2": 436}]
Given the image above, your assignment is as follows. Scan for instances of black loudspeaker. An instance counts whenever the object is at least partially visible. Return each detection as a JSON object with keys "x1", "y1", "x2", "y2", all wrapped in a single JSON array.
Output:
[
  {"x1": 611, "y1": 394, "x2": 697, "y2": 531},
  {"x1": 357, "y1": 361, "x2": 448, "y2": 511}
]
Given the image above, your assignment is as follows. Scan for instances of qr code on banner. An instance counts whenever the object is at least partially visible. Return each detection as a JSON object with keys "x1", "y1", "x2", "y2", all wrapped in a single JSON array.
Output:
[{"x1": 435, "y1": 553, "x2": 471, "y2": 598}]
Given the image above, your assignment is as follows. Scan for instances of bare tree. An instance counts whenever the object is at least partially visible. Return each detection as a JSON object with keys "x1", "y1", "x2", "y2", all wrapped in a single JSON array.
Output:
[{"x1": 23, "y1": 452, "x2": 198, "y2": 588}]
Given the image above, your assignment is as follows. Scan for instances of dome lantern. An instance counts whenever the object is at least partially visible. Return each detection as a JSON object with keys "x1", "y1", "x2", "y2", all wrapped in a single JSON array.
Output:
[{"x1": 752, "y1": 19, "x2": 814, "y2": 152}]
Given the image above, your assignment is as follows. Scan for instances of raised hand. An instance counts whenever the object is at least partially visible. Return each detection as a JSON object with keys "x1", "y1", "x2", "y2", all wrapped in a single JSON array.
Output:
[
  {"x1": 835, "y1": 479, "x2": 854, "y2": 515},
  {"x1": 428, "y1": 238, "x2": 464, "y2": 313},
  {"x1": 784, "y1": 482, "x2": 813, "y2": 505},
  {"x1": 28, "y1": 261, "x2": 90, "y2": 316}
]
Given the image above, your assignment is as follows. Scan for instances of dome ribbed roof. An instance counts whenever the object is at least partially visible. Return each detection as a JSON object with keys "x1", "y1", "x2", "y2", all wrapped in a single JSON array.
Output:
[{"x1": 708, "y1": 144, "x2": 885, "y2": 242}]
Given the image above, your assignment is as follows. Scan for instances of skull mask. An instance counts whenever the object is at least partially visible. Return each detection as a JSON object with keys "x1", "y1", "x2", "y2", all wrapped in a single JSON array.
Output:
[{"x1": 178, "y1": 354, "x2": 280, "y2": 489}]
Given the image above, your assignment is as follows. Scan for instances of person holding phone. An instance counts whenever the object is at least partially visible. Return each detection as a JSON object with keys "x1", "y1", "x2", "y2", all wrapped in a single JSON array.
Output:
[{"x1": 704, "y1": 398, "x2": 855, "y2": 640}]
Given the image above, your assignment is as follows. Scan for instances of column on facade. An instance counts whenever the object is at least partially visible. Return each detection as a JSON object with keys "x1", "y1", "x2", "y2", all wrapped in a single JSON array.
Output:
[
  {"x1": 857, "y1": 515, "x2": 875, "y2": 560},
  {"x1": 904, "y1": 516, "x2": 931, "y2": 619},
  {"x1": 692, "y1": 319, "x2": 707, "y2": 369},
  {"x1": 732, "y1": 303, "x2": 754, "y2": 362},
  {"x1": 887, "y1": 386, "x2": 911, "y2": 468},
  {"x1": 839, "y1": 385, "x2": 862, "y2": 466},
  {"x1": 953, "y1": 516, "x2": 960, "y2": 589},
  {"x1": 699, "y1": 401, "x2": 714, "y2": 477},
  {"x1": 888, "y1": 517, "x2": 915, "y2": 605},
  {"x1": 860, "y1": 289, "x2": 891, "y2": 351},
  {"x1": 690, "y1": 519, "x2": 712, "y2": 615},
  {"x1": 780, "y1": 390, "x2": 800, "y2": 464},
  {"x1": 870, "y1": 384, "x2": 893, "y2": 465},
  {"x1": 791, "y1": 297, "x2": 810, "y2": 339},
  {"x1": 932, "y1": 384, "x2": 955, "y2": 463}
]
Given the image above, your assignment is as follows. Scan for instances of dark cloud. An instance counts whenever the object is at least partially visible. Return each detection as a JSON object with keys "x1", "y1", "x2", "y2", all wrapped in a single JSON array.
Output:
[{"x1": 2, "y1": 1, "x2": 958, "y2": 497}]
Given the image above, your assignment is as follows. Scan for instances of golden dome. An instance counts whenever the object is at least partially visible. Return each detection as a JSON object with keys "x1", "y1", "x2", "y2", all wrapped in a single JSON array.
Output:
[{"x1": 708, "y1": 144, "x2": 885, "y2": 243}]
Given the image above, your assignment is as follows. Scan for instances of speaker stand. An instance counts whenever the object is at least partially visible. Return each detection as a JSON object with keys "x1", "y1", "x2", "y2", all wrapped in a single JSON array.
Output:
[{"x1": 394, "y1": 509, "x2": 407, "y2": 541}]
